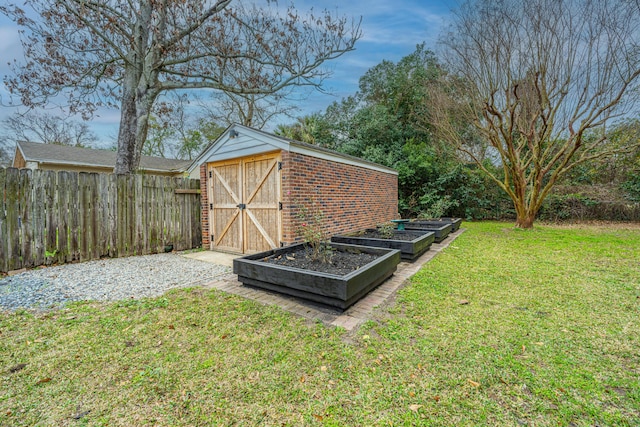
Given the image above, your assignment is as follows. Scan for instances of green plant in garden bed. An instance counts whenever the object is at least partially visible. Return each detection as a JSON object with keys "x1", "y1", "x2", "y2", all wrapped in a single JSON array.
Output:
[
  {"x1": 295, "y1": 197, "x2": 334, "y2": 264},
  {"x1": 1, "y1": 222, "x2": 639, "y2": 426},
  {"x1": 376, "y1": 221, "x2": 396, "y2": 239}
]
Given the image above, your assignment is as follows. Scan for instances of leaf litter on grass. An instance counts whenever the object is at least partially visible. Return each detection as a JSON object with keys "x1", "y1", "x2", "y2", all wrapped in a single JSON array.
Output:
[{"x1": 1, "y1": 222, "x2": 639, "y2": 426}]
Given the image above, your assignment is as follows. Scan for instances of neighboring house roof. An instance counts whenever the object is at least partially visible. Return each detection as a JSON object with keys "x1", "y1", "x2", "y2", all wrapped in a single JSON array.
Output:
[
  {"x1": 187, "y1": 123, "x2": 398, "y2": 176},
  {"x1": 14, "y1": 140, "x2": 190, "y2": 173}
]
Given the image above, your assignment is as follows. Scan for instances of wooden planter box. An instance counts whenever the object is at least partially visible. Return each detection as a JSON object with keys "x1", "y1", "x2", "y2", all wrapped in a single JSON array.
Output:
[
  {"x1": 403, "y1": 222, "x2": 452, "y2": 243},
  {"x1": 416, "y1": 218, "x2": 463, "y2": 232},
  {"x1": 233, "y1": 243, "x2": 401, "y2": 310},
  {"x1": 331, "y1": 229, "x2": 435, "y2": 261}
]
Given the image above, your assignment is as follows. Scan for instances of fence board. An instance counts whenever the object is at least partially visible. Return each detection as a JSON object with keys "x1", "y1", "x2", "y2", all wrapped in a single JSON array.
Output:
[
  {"x1": 108, "y1": 174, "x2": 117, "y2": 258},
  {"x1": 6, "y1": 168, "x2": 20, "y2": 271},
  {"x1": 56, "y1": 171, "x2": 69, "y2": 265},
  {"x1": 116, "y1": 174, "x2": 127, "y2": 257},
  {"x1": 135, "y1": 175, "x2": 144, "y2": 255},
  {"x1": 97, "y1": 173, "x2": 109, "y2": 258},
  {"x1": 32, "y1": 170, "x2": 45, "y2": 266},
  {"x1": 44, "y1": 170, "x2": 57, "y2": 265},
  {"x1": 68, "y1": 172, "x2": 80, "y2": 262},
  {"x1": 0, "y1": 168, "x2": 7, "y2": 273},
  {"x1": 18, "y1": 169, "x2": 33, "y2": 268},
  {"x1": 0, "y1": 168, "x2": 201, "y2": 273},
  {"x1": 191, "y1": 178, "x2": 201, "y2": 248},
  {"x1": 89, "y1": 173, "x2": 100, "y2": 260}
]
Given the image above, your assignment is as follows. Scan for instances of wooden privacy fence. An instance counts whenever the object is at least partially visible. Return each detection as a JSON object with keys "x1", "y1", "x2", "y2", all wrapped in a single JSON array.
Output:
[{"x1": 0, "y1": 167, "x2": 201, "y2": 273}]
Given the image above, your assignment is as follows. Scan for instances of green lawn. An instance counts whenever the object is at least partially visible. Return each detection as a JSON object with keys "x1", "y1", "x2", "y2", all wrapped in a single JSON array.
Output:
[{"x1": 1, "y1": 222, "x2": 639, "y2": 426}]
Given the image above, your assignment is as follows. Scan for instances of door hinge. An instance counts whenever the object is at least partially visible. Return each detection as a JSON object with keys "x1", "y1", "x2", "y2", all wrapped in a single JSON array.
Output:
[
  {"x1": 278, "y1": 202, "x2": 282, "y2": 210},
  {"x1": 208, "y1": 170, "x2": 212, "y2": 178},
  {"x1": 237, "y1": 203, "x2": 246, "y2": 210},
  {"x1": 209, "y1": 203, "x2": 213, "y2": 210},
  {"x1": 277, "y1": 161, "x2": 282, "y2": 171}
]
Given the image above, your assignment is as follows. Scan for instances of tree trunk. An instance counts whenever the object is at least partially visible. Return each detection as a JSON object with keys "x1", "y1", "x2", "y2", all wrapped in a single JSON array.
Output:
[
  {"x1": 515, "y1": 214, "x2": 535, "y2": 229},
  {"x1": 114, "y1": 61, "x2": 157, "y2": 174},
  {"x1": 114, "y1": 81, "x2": 138, "y2": 174},
  {"x1": 512, "y1": 195, "x2": 539, "y2": 229}
]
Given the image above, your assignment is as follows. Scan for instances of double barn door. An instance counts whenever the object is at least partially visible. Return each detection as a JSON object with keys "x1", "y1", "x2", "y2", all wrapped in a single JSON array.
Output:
[{"x1": 208, "y1": 153, "x2": 281, "y2": 254}]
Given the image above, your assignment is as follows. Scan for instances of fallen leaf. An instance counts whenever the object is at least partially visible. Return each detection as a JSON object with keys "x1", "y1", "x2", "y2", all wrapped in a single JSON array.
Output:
[
  {"x1": 320, "y1": 365, "x2": 327, "y2": 372},
  {"x1": 409, "y1": 404, "x2": 423, "y2": 412},
  {"x1": 522, "y1": 345, "x2": 526, "y2": 353},
  {"x1": 300, "y1": 376, "x2": 306, "y2": 383},
  {"x1": 168, "y1": 325, "x2": 175, "y2": 330},
  {"x1": 8, "y1": 363, "x2": 27, "y2": 373},
  {"x1": 286, "y1": 255, "x2": 295, "y2": 261},
  {"x1": 433, "y1": 395, "x2": 441, "y2": 402},
  {"x1": 408, "y1": 391, "x2": 416, "y2": 397},
  {"x1": 468, "y1": 379, "x2": 480, "y2": 388},
  {"x1": 37, "y1": 377, "x2": 52, "y2": 384},
  {"x1": 458, "y1": 299, "x2": 470, "y2": 305},
  {"x1": 312, "y1": 414, "x2": 323, "y2": 421},
  {"x1": 72, "y1": 410, "x2": 90, "y2": 420}
]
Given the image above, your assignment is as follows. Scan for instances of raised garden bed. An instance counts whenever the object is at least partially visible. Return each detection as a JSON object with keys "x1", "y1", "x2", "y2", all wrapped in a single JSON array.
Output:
[
  {"x1": 403, "y1": 222, "x2": 452, "y2": 243},
  {"x1": 233, "y1": 242, "x2": 401, "y2": 310},
  {"x1": 414, "y1": 217, "x2": 462, "y2": 232},
  {"x1": 331, "y1": 229, "x2": 435, "y2": 261}
]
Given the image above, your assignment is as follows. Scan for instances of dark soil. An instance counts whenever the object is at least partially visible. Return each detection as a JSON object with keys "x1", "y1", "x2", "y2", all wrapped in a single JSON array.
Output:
[
  {"x1": 355, "y1": 229, "x2": 427, "y2": 241},
  {"x1": 264, "y1": 245, "x2": 378, "y2": 275}
]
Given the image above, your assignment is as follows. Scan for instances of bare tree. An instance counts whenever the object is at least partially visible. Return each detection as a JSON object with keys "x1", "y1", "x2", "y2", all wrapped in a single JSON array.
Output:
[
  {"x1": 432, "y1": 0, "x2": 640, "y2": 228},
  {"x1": 1, "y1": 111, "x2": 98, "y2": 148},
  {"x1": 1, "y1": 1, "x2": 361, "y2": 174},
  {"x1": 147, "y1": 94, "x2": 226, "y2": 160},
  {"x1": 202, "y1": 91, "x2": 299, "y2": 129},
  {"x1": 0, "y1": 143, "x2": 12, "y2": 167}
]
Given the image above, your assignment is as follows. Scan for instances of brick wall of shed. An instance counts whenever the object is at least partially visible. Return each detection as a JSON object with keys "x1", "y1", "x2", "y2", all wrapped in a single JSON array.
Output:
[
  {"x1": 280, "y1": 151, "x2": 398, "y2": 245},
  {"x1": 200, "y1": 164, "x2": 210, "y2": 248}
]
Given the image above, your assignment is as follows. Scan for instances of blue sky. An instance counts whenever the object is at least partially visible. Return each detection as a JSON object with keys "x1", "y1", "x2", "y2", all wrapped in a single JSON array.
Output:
[{"x1": 0, "y1": 0, "x2": 457, "y2": 148}]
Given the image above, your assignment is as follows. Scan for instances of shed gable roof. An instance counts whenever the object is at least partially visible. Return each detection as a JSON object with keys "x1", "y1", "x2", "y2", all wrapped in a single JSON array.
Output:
[
  {"x1": 15, "y1": 141, "x2": 190, "y2": 173},
  {"x1": 187, "y1": 124, "x2": 398, "y2": 175}
]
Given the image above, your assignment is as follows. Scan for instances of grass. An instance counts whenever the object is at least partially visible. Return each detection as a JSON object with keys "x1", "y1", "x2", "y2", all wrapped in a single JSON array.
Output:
[{"x1": 1, "y1": 221, "x2": 639, "y2": 426}]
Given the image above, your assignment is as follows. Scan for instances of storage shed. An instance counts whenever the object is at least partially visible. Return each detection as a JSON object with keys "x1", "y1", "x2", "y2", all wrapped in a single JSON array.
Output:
[{"x1": 187, "y1": 124, "x2": 398, "y2": 254}]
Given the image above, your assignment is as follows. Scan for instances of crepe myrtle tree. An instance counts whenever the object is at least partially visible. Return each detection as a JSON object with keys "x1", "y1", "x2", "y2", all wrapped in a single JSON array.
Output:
[
  {"x1": 431, "y1": 0, "x2": 640, "y2": 228},
  {"x1": 1, "y1": 0, "x2": 361, "y2": 174}
]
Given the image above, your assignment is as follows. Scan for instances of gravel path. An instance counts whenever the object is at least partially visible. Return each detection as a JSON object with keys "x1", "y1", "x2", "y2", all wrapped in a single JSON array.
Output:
[{"x1": 0, "y1": 253, "x2": 231, "y2": 312}]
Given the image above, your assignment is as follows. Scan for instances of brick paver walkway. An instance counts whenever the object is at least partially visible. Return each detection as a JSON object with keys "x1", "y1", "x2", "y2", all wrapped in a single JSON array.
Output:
[{"x1": 201, "y1": 229, "x2": 465, "y2": 331}]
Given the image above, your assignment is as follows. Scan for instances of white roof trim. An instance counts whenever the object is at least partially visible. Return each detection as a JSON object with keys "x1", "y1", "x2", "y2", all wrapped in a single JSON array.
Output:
[
  {"x1": 187, "y1": 124, "x2": 398, "y2": 176},
  {"x1": 289, "y1": 144, "x2": 398, "y2": 175}
]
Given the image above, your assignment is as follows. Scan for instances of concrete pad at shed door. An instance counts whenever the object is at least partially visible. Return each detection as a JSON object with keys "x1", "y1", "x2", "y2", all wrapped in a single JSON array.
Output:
[{"x1": 182, "y1": 251, "x2": 239, "y2": 268}]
